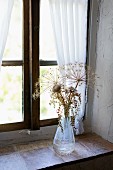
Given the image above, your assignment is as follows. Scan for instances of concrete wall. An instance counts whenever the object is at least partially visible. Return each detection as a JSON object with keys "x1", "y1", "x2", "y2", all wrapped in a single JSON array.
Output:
[{"x1": 92, "y1": 0, "x2": 113, "y2": 143}]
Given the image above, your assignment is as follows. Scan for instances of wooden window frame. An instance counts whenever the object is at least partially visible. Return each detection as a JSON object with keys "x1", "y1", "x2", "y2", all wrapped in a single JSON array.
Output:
[
  {"x1": 0, "y1": 0, "x2": 90, "y2": 132},
  {"x1": 0, "y1": 0, "x2": 31, "y2": 132},
  {"x1": 31, "y1": 0, "x2": 91, "y2": 129}
]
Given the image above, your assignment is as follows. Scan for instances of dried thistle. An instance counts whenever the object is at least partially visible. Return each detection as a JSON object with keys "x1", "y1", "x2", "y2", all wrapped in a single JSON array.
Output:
[{"x1": 52, "y1": 84, "x2": 61, "y2": 93}]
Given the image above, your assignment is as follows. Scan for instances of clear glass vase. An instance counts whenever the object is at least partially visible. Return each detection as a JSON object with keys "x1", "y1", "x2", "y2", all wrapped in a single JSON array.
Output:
[{"x1": 53, "y1": 116, "x2": 75, "y2": 155}]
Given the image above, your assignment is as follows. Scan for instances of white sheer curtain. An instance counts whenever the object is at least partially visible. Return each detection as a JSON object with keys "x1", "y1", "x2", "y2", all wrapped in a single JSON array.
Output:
[
  {"x1": 0, "y1": 0, "x2": 14, "y2": 68},
  {"x1": 49, "y1": 0, "x2": 88, "y2": 134}
]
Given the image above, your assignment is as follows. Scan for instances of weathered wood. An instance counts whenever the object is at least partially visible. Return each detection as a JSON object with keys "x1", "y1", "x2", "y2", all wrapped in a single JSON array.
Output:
[
  {"x1": 30, "y1": 0, "x2": 40, "y2": 130},
  {"x1": 40, "y1": 118, "x2": 58, "y2": 127}
]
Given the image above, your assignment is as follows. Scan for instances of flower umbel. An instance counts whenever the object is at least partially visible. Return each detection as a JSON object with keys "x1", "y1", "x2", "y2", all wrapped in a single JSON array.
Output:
[
  {"x1": 65, "y1": 63, "x2": 97, "y2": 90},
  {"x1": 33, "y1": 67, "x2": 65, "y2": 99}
]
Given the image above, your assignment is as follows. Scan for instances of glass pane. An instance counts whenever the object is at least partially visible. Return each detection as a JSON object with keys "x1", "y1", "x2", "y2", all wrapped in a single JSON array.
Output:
[
  {"x1": 40, "y1": 0, "x2": 57, "y2": 61},
  {"x1": 3, "y1": 0, "x2": 23, "y2": 60},
  {"x1": 40, "y1": 66, "x2": 57, "y2": 120},
  {"x1": 0, "y1": 66, "x2": 23, "y2": 124}
]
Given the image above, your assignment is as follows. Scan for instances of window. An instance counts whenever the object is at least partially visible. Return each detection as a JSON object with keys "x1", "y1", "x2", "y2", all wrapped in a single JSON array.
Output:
[
  {"x1": 0, "y1": 0, "x2": 31, "y2": 131},
  {"x1": 31, "y1": 0, "x2": 90, "y2": 129},
  {"x1": 0, "y1": 0, "x2": 90, "y2": 132},
  {"x1": 40, "y1": 0, "x2": 58, "y2": 120}
]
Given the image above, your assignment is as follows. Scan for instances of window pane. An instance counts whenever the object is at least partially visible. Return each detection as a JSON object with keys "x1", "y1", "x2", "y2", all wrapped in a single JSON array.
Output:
[
  {"x1": 3, "y1": 0, "x2": 23, "y2": 60},
  {"x1": 40, "y1": 66, "x2": 57, "y2": 120},
  {"x1": 0, "y1": 66, "x2": 23, "y2": 124},
  {"x1": 40, "y1": 0, "x2": 57, "y2": 61}
]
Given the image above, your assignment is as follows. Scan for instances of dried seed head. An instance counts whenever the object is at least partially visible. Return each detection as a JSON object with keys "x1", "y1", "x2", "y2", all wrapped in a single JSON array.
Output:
[
  {"x1": 52, "y1": 84, "x2": 61, "y2": 93},
  {"x1": 69, "y1": 86, "x2": 75, "y2": 92}
]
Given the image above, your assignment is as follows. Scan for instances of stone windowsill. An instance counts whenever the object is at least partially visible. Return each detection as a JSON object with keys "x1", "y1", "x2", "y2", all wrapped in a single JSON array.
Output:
[{"x1": 0, "y1": 133, "x2": 113, "y2": 170}]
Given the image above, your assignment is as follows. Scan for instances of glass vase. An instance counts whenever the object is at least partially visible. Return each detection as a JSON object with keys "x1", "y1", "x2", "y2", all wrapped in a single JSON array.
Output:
[{"x1": 53, "y1": 116, "x2": 75, "y2": 155}]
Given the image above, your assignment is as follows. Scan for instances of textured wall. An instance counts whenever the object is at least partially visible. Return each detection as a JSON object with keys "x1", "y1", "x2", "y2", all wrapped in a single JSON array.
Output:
[{"x1": 92, "y1": 0, "x2": 113, "y2": 142}]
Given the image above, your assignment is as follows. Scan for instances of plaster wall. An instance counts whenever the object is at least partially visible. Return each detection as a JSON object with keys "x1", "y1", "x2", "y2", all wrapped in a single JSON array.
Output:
[{"x1": 92, "y1": 0, "x2": 113, "y2": 143}]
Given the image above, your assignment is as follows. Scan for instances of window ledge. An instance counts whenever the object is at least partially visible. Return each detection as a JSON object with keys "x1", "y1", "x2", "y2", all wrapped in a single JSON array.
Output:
[{"x1": 0, "y1": 133, "x2": 113, "y2": 170}]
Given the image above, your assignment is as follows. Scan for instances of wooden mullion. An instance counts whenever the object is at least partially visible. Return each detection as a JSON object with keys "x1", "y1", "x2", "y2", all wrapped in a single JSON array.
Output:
[
  {"x1": 30, "y1": 0, "x2": 40, "y2": 130},
  {"x1": 23, "y1": 0, "x2": 31, "y2": 129}
]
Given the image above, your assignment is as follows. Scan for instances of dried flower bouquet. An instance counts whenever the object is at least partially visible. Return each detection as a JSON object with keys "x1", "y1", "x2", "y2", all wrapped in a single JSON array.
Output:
[{"x1": 33, "y1": 62, "x2": 98, "y2": 130}]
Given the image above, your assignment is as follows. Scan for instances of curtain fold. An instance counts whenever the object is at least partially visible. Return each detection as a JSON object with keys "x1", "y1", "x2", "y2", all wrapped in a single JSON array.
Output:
[
  {"x1": 0, "y1": 0, "x2": 14, "y2": 68},
  {"x1": 49, "y1": 0, "x2": 88, "y2": 134}
]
